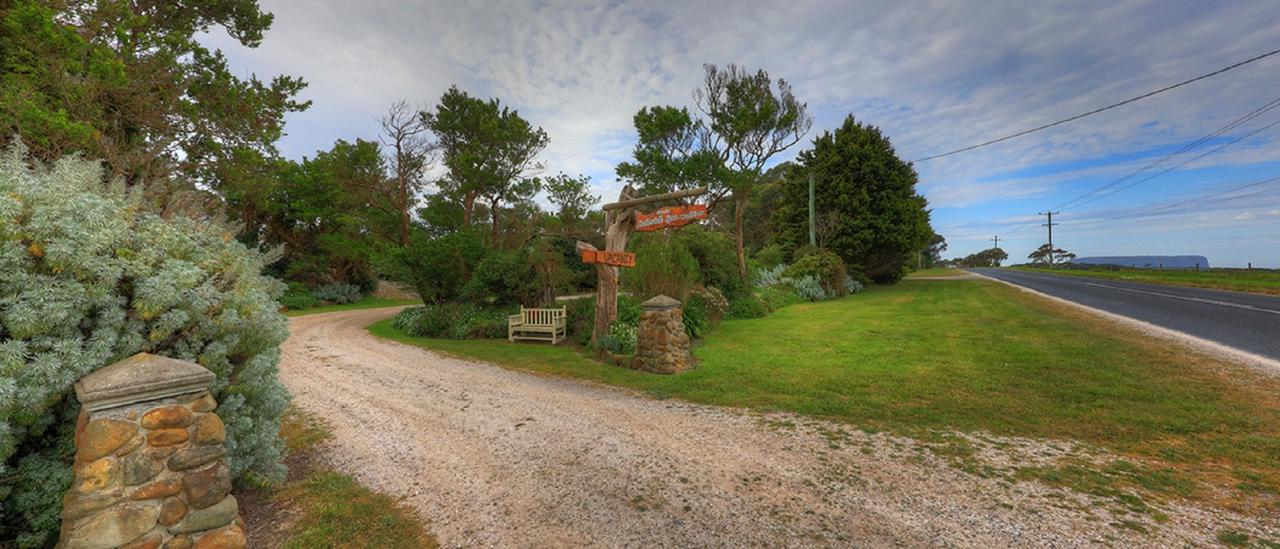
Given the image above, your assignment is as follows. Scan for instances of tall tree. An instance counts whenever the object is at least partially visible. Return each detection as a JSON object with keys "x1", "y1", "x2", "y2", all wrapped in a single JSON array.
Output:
[
  {"x1": 422, "y1": 86, "x2": 548, "y2": 243},
  {"x1": 773, "y1": 115, "x2": 932, "y2": 284},
  {"x1": 379, "y1": 100, "x2": 437, "y2": 246},
  {"x1": 618, "y1": 65, "x2": 811, "y2": 281},
  {"x1": 1028, "y1": 244, "x2": 1075, "y2": 266},
  {"x1": 0, "y1": 0, "x2": 309, "y2": 197},
  {"x1": 543, "y1": 173, "x2": 600, "y2": 225}
]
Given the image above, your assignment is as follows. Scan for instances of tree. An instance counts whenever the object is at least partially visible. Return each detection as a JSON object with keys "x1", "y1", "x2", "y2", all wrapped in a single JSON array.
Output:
[
  {"x1": 422, "y1": 86, "x2": 549, "y2": 242},
  {"x1": 0, "y1": 1, "x2": 309, "y2": 199},
  {"x1": 923, "y1": 233, "x2": 948, "y2": 267},
  {"x1": 1029, "y1": 244, "x2": 1075, "y2": 266},
  {"x1": 379, "y1": 100, "x2": 437, "y2": 246},
  {"x1": 543, "y1": 173, "x2": 599, "y2": 225},
  {"x1": 618, "y1": 65, "x2": 812, "y2": 281},
  {"x1": 957, "y1": 247, "x2": 1009, "y2": 267},
  {"x1": 773, "y1": 116, "x2": 932, "y2": 284}
]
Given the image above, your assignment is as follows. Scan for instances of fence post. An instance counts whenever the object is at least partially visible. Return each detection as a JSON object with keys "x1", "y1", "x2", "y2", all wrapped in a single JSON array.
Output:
[{"x1": 59, "y1": 353, "x2": 245, "y2": 548}]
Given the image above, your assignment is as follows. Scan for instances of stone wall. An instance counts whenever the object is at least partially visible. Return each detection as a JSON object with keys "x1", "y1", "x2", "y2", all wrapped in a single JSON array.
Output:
[
  {"x1": 60, "y1": 353, "x2": 245, "y2": 549},
  {"x1": 631, "y1": 295, "x2": 693, "y2": 374}
]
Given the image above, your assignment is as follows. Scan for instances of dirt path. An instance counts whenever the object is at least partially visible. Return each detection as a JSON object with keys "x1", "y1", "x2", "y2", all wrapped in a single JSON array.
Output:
[{"x1": 279, "y1": 307, "x2": 1272, "y2": 548}]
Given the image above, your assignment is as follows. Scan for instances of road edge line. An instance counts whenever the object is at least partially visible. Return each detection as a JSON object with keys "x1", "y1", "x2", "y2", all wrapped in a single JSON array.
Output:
[{"x1": 968, "y1": 270, "x2": 1280, "y2": 377}]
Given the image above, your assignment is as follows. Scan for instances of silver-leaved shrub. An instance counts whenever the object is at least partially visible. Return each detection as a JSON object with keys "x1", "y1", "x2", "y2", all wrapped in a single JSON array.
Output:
[{"x1": 0, "y1": 146, "x2": 291, "y2": 546}]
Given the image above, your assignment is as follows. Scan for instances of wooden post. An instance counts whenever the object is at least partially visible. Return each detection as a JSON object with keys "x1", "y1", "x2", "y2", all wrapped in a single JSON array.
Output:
[{"x1": 587, "y1": 186, "x2": 708, "y2": 345}]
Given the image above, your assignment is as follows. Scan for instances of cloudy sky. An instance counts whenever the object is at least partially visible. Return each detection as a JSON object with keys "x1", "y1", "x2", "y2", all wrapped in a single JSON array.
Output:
[{"x1": 201, "y1": 0, "x2": 1280, "y2": 267}]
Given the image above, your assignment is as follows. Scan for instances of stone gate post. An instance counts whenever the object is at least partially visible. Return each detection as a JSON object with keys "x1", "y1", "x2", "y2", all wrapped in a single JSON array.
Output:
[
  {"x1": 59, "y1": 353, "x2": 245, "y2": 549},
  {"x1": 631, "y1": 295, "x2": 694, "y2": 374}
]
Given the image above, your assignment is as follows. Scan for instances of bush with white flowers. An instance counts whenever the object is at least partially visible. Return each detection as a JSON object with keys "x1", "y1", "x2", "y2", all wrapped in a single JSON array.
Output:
[{"x1": 0, "y1": 146, "x2": 291, "y2": 545}]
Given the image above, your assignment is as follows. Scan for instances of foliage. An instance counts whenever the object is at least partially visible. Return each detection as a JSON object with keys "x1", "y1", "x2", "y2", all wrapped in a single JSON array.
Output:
[
  {"x1": 754, "y1": 264, "x2": 788, "y2": 288},
  {"x1": 676, "y1": 226, "x2": 746, "y2": 298},
  {"x1": 382, "y1": 227, "x2": 486, "y2": 304},
  {"x1": 311, "y1": 283, "x2": 364, "y2": 305},
  {"x1": 843, "y1": 276, "x2": 865, "y2": 295},
  {"x1": 463, "y1": 248, "x2": 539, "y2": 306},
  {"x1": 773, "y1": 115, "x2": 932, "y2": 285},
  {"x1": 597, "y1": 321, "x2": 638, "y2": 356},
  {"x1": 787, "y1": 276, "x2": 827, "y2": 302},
  {"x1": 565, "y1": 298, "x2": 598, "y2": 346},
  {"x1": 952, "y1": 247, "x2": 1009, "y2": 268},
  {"x1": 784, "y1": 248, "x2": 847, "y2": 297},
  {"x1": 424, "y1": 86, "x2": 548, "y2": 234},
  {"x1": 0, "y1": 0, "x2": 310, "y2": 197},
  {"x1": 625, "y1": 238, "x2": 701, "y2": 301},
  {"x1": 758, "y1": 285, "x2": 806, "y2": 311},
  {"x1": 280, "y1": 282, "x2": 321, "y2": 310},
  {"x1": 393, "y1": 304, "x2": 512, "y2": 340},
  {"x1": 0, "y1": 149, "x2": 290, "y2": 544},
  {"x1": 923, "y1": 233, "x2": 948, "y2": 268},
  {"x1": 614, "y1": 106, "x2": 724, "y2": 196},
  {"x1": 543, "y1": 173, "x2": 599, "y2": 225},
  {"x1": 1028, "y1": 244, "x2": 1076, "y2": 266},
  {"x1": 727, "y1": 295, "x2": 770, "y2": 319},
  {"x1": 683, "y1": 286, "x2": 729, "y2": 339},
  {"x1": 754, "y1": 244, "x2": 787, "y2": 269}
]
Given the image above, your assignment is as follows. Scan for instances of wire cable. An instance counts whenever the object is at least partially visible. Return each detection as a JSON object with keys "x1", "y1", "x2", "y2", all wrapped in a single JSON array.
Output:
[{"x1": 911, "y1": 47, "x2": 1280, "y2": 162}]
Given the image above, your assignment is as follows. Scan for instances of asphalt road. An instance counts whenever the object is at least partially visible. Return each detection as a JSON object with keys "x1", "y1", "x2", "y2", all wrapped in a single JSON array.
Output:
[{"x1": 970, "y1": 268, "x2": 1280, "y2": 361}]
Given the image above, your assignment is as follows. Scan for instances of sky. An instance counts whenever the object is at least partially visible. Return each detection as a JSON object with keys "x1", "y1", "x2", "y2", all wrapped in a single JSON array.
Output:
[{"x1": 200, "y1": 0, "x2": 1280, "y2": 267}]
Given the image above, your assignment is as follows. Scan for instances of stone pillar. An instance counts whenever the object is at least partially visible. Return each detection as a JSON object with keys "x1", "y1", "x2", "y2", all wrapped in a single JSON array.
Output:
[
  {"x1": 631, "y1": 295, "x2": 693, "y2": 374},
  {"x1": 60, "y1": 353, "x2": 245, "y2": 549}
]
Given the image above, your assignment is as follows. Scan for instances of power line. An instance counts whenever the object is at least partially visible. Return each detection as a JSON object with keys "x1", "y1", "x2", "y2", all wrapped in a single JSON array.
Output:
[
  {"x1": 1054, "y1": 94, "x2": 1280, "y2": 211},
  {"x1": 912, "y1": 47, "x2": 1280, "y2": 163},
  {"x1": 1112, "y1": 175, "x2": 1280, "y2": 220}
]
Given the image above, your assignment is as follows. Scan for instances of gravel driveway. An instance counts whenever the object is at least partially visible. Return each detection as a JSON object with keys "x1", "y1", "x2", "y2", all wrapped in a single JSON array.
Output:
[{"x1": 279, "y1": 307, "x2": 1275, "y2": 548}]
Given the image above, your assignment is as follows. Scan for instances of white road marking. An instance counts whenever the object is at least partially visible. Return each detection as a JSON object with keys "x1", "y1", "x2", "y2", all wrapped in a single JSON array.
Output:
[{"x1": 1072, "y1": 281, "x2": 1280, "y2": 316}]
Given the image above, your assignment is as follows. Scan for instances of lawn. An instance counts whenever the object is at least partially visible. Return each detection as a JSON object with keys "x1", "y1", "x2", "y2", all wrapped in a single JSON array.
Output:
[
  {"x1": 905, "y1": 267, "x2": 968, "y2": 278},
  {"x1": 369, "y1": 279, "x2": 1280, "y2": 511},
  {"x1": 285, "y1": 296, "x2": 420, "y2": 317},
  {"x1": 1011, "y1": 265, "x2": 1280, "y2": 296}
]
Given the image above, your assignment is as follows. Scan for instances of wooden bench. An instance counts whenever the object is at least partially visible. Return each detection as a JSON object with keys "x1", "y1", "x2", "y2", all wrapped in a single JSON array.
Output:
[{"x1": 507, "y1": 306, "x2": 567, "y2": 344}]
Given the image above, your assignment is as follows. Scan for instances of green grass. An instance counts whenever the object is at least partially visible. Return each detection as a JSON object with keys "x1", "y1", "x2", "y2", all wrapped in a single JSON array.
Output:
[
  {"x1": 285, "y1": 296, "x2": 420, "y2": 317},
  {"x1": 369, "y1": 279, "x2": 1280, "y2": 511},
  {"x1": 273, "y1": 406, "x2": 438, "y2": 548},
  {"x1": 1011, "y1": 265, "x2": 1280, "y2": 296},
  {"x1": 906, "y1": 268, "x2": 968, "y2": 278}
]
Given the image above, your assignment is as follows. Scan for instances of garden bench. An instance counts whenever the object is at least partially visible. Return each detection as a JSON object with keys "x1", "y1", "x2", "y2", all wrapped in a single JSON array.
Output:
[{"x1": 508, "y1": 306, "x2": 567, "y2": 344}]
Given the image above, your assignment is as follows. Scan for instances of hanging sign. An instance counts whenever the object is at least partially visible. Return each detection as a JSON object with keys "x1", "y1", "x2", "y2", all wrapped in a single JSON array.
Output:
[
  {"x1": 635, "y1": 204, "x2": 708, "y2": 232},
  {"x1": 580, "y1": 249, "x2": 636, "y2": 268}
]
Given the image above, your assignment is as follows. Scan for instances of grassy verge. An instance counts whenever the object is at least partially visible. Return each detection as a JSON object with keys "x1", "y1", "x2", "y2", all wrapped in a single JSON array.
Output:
[
  {"x1": 906, "y1": 268, "x2": 968, "y2": 278},
  {"x1": 1010, "y1": 266, "x2": 1280, "y2": 296},
  {"x1": 369, "y1": 279, "x2": 1280, "y2": 514},
  {"x1": 285, "y1": 297, "x2": 420, "y2": 317},
  {"x1": 250, "y1": 406, "x2": 438, "y2": 548}
]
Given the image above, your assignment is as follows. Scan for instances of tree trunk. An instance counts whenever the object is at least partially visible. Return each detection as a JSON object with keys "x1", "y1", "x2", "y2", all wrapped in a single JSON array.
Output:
[
  {"x1": 733, "y1": 192, "x2": 748, "y2": 282},
  {"x1": 462, "y1": 191, "x2": 476, "y2": 225},
  {"x1": 592, "y1": 209, "x2": 633, "y2": 346},
  {"x1": 399, "y1": 186, "x2": 410, "y2": 246},
  {"x1": 490, "y1": 198, "x2": 501, "y2": 245}
]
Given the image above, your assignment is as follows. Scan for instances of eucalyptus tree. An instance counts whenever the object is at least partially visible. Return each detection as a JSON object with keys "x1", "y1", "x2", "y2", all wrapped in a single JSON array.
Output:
[
  {"x1": 422, "y1": 86, "x2": 549, "y2": 244},
  {"x1": 618, "y1": 64, "x2": 811, "y2": 281}
]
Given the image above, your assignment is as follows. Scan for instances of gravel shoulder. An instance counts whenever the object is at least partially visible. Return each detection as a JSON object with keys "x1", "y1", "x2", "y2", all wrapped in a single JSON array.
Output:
[{"x1": 280, "y1": 307, "x2": 1276, "y2": 548}]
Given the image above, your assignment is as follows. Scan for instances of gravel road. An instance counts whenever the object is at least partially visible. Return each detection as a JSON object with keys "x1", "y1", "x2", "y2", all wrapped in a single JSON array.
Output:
[{"x1": 279, "y1": 307, "x2": 1276, "y2": 548}]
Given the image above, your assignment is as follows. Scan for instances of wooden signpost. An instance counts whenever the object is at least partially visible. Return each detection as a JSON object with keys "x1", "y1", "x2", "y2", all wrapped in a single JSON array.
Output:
[
  {"x1": 583, "y1": 186, "x2": 708, "y2": 345},
  {"x1": 635, "y1": 204, "x2": 708, "y2": 232}
]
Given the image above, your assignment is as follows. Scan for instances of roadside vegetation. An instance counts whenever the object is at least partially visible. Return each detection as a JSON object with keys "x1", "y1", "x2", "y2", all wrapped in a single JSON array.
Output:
[
  {"x1": 374, "y1": 278, "x2": 1280, "y2": 517},
  {"x1": 244, "y1": 406, "x2": 438, "y2": 548},
  {"x1": 1011, "y1": 265, "x2": 1280, "y2": 296},
  {"x1": 284, "y1": 296, "x2": 420, "y2": 317}
]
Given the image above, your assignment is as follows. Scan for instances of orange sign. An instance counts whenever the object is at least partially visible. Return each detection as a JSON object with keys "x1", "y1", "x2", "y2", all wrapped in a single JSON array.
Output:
[
  {"x1": 635, "y1": 204, "x2": 708, "y2": 232},
  {"x1": 580, "y1": 249, "x2": 636, "y2": 268}
]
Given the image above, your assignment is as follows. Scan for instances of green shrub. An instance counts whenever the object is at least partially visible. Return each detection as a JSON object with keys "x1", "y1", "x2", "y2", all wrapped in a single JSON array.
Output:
[
  {"x1": 311, "y1": 282, "x2": 363, "y2": 304},
  {"x1": 381, "y1": 228, "x2": 485, "y2": 304},
  {"x1": 565, "y1": 297, "x2": 597, "y2": 346},
  {"x1": 759, "y1": 285, "x2": 804, "y2": 311},
  {"x1": 784, "y1": 248, "x2": 847, "y2": 297},
  {"x1": 727, "y1": 295, "x2": 770, "y2": 319},
  {"x1": 676, "y1": 227, "x2": 744, "y2": 298},
  {"x1": 398, "y1": 303, "x2": 513, "y2": 340},
  {"x1": 625, "y1": 238, "x2": 700, "y2": 301},
  {"x1": 684, "y1": 286, "x2": 729, "y2": 339},
  {"x1": 391, "y1": 306, "x2": 425, "y2": 334},
  {"x1": 754, "y1": 244, "x2": 787, "y2": 269},
  {"x1": 280, "y1": 282, "x2": 320, "y2": 310},
  {"x1": 596, "y1": 321, "x2": 637, "y2": 355},
  {"x1": 464, "y1": 248, "x2": 538, "y2": 306},
  {"x1": 0, "y1": 148, "x2": 290, "y2": 545}
]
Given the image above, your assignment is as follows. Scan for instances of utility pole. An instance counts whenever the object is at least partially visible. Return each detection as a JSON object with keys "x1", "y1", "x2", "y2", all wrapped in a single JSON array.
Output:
[
  {"x1": 1039, "y1": 211, "x2": 1060, "y2": 266},
  {"x1": 808, "y1": 173, "x2": 816, "y2": 247},
  {"x1": 991, "y1": 235, "x2": 1001, "y2": 249}
]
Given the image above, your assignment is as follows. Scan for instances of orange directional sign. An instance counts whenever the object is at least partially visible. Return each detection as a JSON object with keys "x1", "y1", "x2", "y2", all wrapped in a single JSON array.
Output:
[
  {"x1": 580, "y1": 249, "x2": 636, "y2": 268},
  {"x1": 635, "y1": 204, "x2": 708, "y2": 232}
]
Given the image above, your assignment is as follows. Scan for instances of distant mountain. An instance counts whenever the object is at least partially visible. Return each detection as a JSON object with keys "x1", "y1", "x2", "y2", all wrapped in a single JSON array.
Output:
[{"x1": 1071, "y1": 255, "x2": 1209, "y2": 269}]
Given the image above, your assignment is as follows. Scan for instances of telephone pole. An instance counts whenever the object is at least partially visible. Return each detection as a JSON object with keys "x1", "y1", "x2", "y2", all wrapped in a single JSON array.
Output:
[
  {"x1": 1039, "y1": 211, "x2": 1060, "y2": 266},
  {"x1": 991, "y1": 235, "x2": 1001, "y2": 249}
]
